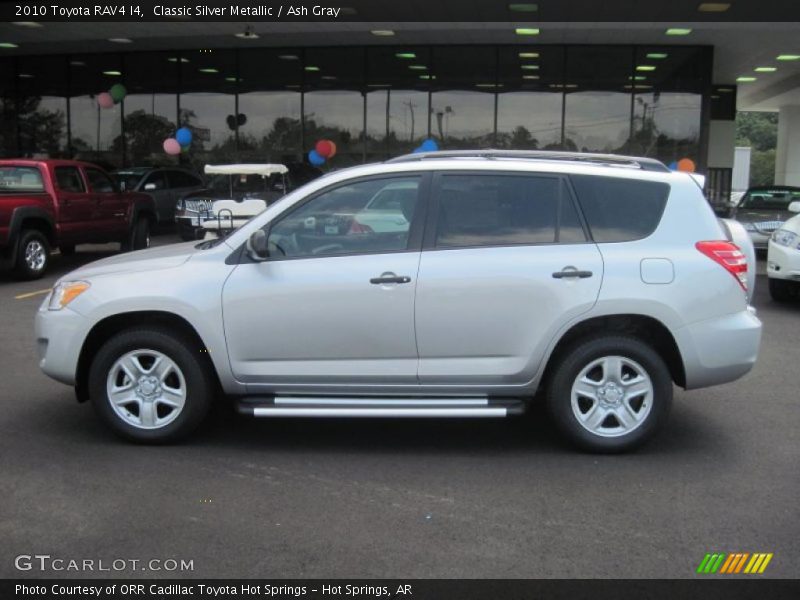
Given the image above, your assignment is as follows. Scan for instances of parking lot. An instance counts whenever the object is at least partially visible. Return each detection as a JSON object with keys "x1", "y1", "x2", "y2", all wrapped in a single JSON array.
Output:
[{"x1": 0, "y1": 233, "x2": 798, "y2": 579}]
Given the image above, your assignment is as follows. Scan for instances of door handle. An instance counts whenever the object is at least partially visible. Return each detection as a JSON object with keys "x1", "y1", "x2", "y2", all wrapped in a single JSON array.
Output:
[
  {"x1": 370, "y1": 274, "x2": 411, "y2": 285},
  {"x1": 552, "y1": 267, "x2": 593, "y2": 279}
]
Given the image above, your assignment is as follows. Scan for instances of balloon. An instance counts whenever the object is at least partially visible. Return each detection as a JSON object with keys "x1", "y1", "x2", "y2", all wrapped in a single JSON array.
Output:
[
  {"x1": 677, "y1": 158, "x2": 696, "y2": 173},
  {"x1": 315, "y1": 139, "x2": 333, "y2": 158},
  {"x1": 237, "y1": 113, "x2": 247, "y2": 126},
  {"x1": 420, "y1": 138, "x2": 439, "y2": 152},
  {"x1": 226, "y1": 115, "x2": 237, "y2": 130},
  {"x1": 109, "y1": 83, "x2": 127, "y2": 103},
  {"x1": 412, "y1": 146, "x2": 425, "y2": 154},
  {"x1": 326, "y1": 140, "x2": 337, "y2": 158},
  {"x1": 163, "y1": 138, "x2": 181, "y2": 155},
  {"x1": 96, "y1": 92, "x2": 114, "y2": 109},
  {"x1": 668, "y1": 161, "x2": 678, "y2": 171},
  {"x1": 181, "y1": 145, "x2": 190, "y2": 154},
  {"x1": 175, "y1": 127, "x2": 193, "y2": 147},
  {"x1": 308, "y1": 149, "x2": 326, "y2": 166}
]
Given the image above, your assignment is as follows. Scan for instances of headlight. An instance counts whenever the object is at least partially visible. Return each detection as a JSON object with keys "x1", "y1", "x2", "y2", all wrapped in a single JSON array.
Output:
[
  {"x1": 48, "y1": 281, "x2": 90, "y2": 311},
  {"x1": 771, "y1": 229, "x2": 800, "y2": 249}
]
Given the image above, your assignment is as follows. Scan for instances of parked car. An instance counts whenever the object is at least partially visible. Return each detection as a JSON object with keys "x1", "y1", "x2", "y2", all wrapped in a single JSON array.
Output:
[
  {"x1": 0, "y1": 159, "x2": 157, "y2": 279},
  {"x1": 175, "y1": 161, "x2": 323, "y2": 241},
  {"x1": 731, "y1": 186, "x2": 800, "y2": 250},
  {"x1": 766, "y1": 200, "x2": 800, "y2": 301},
  {"x1": 35, "y1": 150, "x2": 762, "y2": 452},
  {"x1": 112, "y1": 167, "x2": 204, "y2": 224}
]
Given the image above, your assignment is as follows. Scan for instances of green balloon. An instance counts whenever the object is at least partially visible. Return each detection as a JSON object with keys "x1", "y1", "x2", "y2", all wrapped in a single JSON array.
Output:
[{"x1": 109, "y1": 83, "x2": 127, "y2": 103}]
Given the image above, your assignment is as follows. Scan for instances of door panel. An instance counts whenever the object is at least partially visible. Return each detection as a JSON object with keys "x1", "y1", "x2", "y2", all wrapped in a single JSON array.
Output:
[
  {"x1": 223, "y1": 253, "x2": 421, "y2": 386},
  {"x1": 85, "y1": 167, "x2": 128, "y2": 238},
  {"x1": 52, "y1": 165, "x2": 94, "y2": 243}
]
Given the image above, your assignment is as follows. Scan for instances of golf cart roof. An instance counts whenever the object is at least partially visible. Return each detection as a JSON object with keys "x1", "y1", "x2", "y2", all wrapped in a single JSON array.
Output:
[{"x1": 204, "y1": 163, "x2": 288, "y2": 176}]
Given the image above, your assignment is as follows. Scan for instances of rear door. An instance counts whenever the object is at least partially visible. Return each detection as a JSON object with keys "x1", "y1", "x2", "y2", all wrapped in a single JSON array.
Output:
[
  {"x1": 52, "y1": 165, "x2": 95, "y2": 243},
  {"x1": 415, "y1": 171, "x2": 603, "y2": 386},
  {"x1": 141, "y1": 170, "x2": 172, "y2": 222}
]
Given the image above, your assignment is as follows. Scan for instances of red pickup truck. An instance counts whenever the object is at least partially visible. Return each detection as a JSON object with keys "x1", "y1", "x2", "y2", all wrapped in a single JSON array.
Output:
[{"x1": 0, "y1": 159, "x2": 158, "y2": 279}]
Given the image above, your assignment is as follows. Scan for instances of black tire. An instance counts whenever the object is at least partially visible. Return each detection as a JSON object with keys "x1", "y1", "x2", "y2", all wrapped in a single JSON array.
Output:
[
  {"x1": 88, "y1": 327, "x2": 214, "y2": 443},
  {"x1": 178, "y1": 224, "x2": 200, "y2": 242},
  {"x1": 546, "y1": 335, "x2": 673, "y2": 453},
  {"x1": 123, "y1": 218, "x2": 151, "y2": 252},
  {"x1": 59, "y1": 244, "x2": 76, "y2": 256},
  {"x1": 13, "y1": 229, "x2": 50, "y2": 280},
  {"x1": 769, "y1": 278, "x2": 793, "y2": 303}
]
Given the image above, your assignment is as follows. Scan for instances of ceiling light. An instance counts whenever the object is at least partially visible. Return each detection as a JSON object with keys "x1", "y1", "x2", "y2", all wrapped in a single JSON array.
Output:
[
  {"x1": 522, "y1": 75, "x2": 540, "y2": 80},
  {"x1": 565, "y1": 84, "x2": 578, "y2": 89},
  {"x1": 102, "y1": 70, "x2": 122, "y2": 76},
  {"x1": 12, "y1": 21, "x2": 42, "y2": 28},
  {"x1": 370, "y1": 30, "x2": 395, "y2": 36},
  {"x1": 476, "y1": 83, "x2": 503, "y2": 88},
  {"x1": 717, "y1": 87, "x2": 734, "y2": 92},
  {"x1": 168, "y1": 57, "x2": 190, "y2": 63},
  {"x1": 235, "y1": 27, "x2": 259, "y2": 40},
  {"x1": 0, "y1": 42, "x2": 19, "y2": 48},
  {"x1": 515, "y1": 28, "x2": 540, "y2": 35},
  {"x1": 70, "y1": 60, "x2": 86, "y2": 67},
  {"x1": 321, "y1": 75, "x2": 337, "y2": 80},
  {"x1": 198, "y1": 68, "x2": 218, "y2": 74},
  {"x1": 419, "y1": 75, "x2": 436, "y2": 80},
  {"x1": 777, "y1": 54, "x2": 800, "y2": 61},
  {"x1": 304, "y1": 65, "x2": 320, "y2": 71},
  {"x1": 278, "y1": 54, "x2": 299, "y2": 60},
  {"x1": 18, "y1": 73, "x2": 34, "y2": 78},
  {"x1": 646, "y1": 53, "x2": 668, "y2": 59},
  {"x1": 697, "y1": 2, "x2": 730, "y2": 11},
  {"x1": 108, "y1": 38, "x2": 133, "y2": 44},
  {"x1": 636, "y1": 65, "x2": 657, "y2": 71},
  {"x1": 736, "y1": 76, "x2": 757, "y2": 82},
  {"x1": 225, "y1": 77, "x2": 242, "y2": 82},
  {"x1": 508, "y1": 3, "x2": 538, "y2": 11},
  {"x1": 395, "y1": 52, "x2": 416, "y2": 59},
  {"x1": 521, "y1": 64, "x2": 539, "y2": 70},
  {"x1": 519, "y1": 52, "x2": 539, "y2": 58},
  {"x1": 408, "y1": 65, "x2": 427, "y2": 70},
  {"x1": 629, "y1": 76, "x2": 647, "y2": 81},
  {"x1": 666, "y1": 28, "x2": 692, "y2": 35},
  {"x1": 754, "y1": 67, "x2": 777, "y2": 72}
]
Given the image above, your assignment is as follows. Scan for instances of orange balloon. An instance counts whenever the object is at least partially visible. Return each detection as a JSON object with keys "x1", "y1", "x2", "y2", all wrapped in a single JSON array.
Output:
[
  {"x1": 677, "y1": 158, "x2": 696, "y2": 173},
  {"x1": 327, "y1": 140, "x2": 337, "y2": 159}
]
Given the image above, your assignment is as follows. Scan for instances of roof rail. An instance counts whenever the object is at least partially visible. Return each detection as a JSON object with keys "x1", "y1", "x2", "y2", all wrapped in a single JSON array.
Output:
[{"x1": 386, "y1": 149, "x2": 671, "y2": 173}]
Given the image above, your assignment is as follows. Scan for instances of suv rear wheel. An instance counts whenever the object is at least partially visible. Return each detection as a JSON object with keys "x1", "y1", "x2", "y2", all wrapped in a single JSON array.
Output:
[
  {"x1": 546, "y1": 335, "x2": 672, "y2": 453},
  {"x1": 88, "y1": 327, "x2": 213, "y2": 443},
  {"x1": 14, "y1": 229, "x2": 50, "y2": 280}
]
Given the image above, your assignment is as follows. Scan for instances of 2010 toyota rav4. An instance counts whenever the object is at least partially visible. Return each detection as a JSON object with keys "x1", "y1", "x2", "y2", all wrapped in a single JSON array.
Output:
[{"x1": 35, "y1": 151, "x2": 762, "y2": 452}]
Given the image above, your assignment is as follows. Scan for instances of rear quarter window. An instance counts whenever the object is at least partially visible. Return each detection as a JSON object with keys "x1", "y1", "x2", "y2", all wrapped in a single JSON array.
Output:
[{"x1": 570, "y1": 174, "x2": 670, "y2": 243}]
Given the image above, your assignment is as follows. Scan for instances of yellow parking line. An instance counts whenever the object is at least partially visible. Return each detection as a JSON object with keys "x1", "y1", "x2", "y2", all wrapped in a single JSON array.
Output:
[{"x1": 14, "y1": 289, "x2": 51, "y2": 300}]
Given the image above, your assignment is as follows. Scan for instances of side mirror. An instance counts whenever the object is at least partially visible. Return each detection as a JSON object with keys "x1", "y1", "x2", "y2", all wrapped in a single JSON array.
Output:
[
  {"x1": 788, "y1": 200, "x2": 800, "y2": 214},
  {"x1": 144, "y1": 182, "x2": 157, "y2": 191},
  {"x1": 246, "y1": 230, "x2": 269, "y2": 262}
]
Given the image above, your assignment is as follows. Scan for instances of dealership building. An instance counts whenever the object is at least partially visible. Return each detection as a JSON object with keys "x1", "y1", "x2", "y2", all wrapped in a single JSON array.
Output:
[{"x1": 2, "y1": 8, "x2": 800, "y2": 203}]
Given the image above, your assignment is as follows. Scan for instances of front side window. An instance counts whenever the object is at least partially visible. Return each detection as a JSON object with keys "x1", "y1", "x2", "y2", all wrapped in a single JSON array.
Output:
[
  {"x1": 0, "y1": 166, "x2": 45, "y2": 193},
  {"x1": 55, "y1": 166, "x2": 85, "y2": 193},
  {"x1": 85, "y1": 168, "x2": 116, "y2": 193},
  {"x1": 433, "y1": 173, "x2": 583, "y2": 248},
  {"x1": 267, "y1": 176, "x2": 421, "y2": 259},
  {"x1": 144, "y1": 171, "x2": 167, "y2": 191}
]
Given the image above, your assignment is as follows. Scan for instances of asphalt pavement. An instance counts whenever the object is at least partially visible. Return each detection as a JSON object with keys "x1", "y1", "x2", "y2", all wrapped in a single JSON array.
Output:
[{"x1": 0, "y1": 236, "x2": 797, "y2": 579}]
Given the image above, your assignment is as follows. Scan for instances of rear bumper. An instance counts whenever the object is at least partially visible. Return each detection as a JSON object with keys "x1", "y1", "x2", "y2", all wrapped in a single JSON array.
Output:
[{"x1": 675, "y1": 307, "x2": 762, "y2": 390}]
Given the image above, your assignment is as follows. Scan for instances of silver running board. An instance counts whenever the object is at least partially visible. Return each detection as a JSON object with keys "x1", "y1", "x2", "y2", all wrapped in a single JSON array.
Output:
[{"x1": 238, "y1": 396, "x2": 523, "y2": 418}]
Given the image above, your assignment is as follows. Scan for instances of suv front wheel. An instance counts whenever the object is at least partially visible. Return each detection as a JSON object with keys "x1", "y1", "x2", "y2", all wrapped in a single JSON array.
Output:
[
  {"x1": 546, "y1": 335, "x2": 672, "y2": 453},
  {"x1": 88, "y1": 327, "x2": 213, "y2": 443}
]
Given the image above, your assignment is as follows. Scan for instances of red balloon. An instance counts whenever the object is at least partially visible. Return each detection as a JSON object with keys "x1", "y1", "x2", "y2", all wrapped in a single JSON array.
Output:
[
  {"x1": 315, "y1": 139, "x2": 334, "y2": 159},
  {"x1": 327, "y1": 140, "x2": 337, "y2": 159}
]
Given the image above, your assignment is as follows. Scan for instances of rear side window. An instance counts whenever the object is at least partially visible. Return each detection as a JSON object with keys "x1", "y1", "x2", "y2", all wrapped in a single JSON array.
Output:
[
  {"x1": 570, "y1": 175, "x2": 670, "y2": 243},
  {"x1": 0, "y1": 166, "x2": 44, "y2": 192},
  {"x1": 434, "y1": 173, "x2": 585, "y2": 248},
  {"x1": 55, "y1": 166, "x2": 85, "y2": 193},
  {"x1": 170, "y1": 171, "x2": 202, "y2": 189}
]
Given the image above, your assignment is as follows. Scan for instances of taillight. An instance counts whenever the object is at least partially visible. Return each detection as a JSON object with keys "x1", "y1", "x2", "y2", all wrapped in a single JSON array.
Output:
[{"x1": 695, "y1": 240, "x2": 748, "y2": 291}]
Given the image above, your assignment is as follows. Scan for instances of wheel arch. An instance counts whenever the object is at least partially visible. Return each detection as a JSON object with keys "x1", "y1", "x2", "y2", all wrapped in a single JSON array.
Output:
[
  {"x1": 75, "y1": 310, "x2": 220, "y2": 403},
  {"x1": 10, "y1": 206, "x2": 56, "y2": 245},
  {"x1": 541, "y1": 314, "x2": 686, "y2": 390}
]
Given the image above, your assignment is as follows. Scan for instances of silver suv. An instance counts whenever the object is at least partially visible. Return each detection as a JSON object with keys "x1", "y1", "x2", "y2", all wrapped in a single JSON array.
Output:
[{"x1": 35, "y1": 151, "x2": 762, "y2": 452}]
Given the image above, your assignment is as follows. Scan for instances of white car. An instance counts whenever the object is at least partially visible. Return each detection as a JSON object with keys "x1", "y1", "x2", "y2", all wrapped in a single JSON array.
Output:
[{"x1": 767, "y1": 200, "x2": 800, "y2": 301}]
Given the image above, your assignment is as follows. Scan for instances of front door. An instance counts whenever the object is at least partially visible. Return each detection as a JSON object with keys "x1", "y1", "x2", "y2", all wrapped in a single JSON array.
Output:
[
  {"x1": 52, "y1": 165, "x2": 95, "y2": 243},
  {"x1": 84, "y1": 167, "x2": 129, "y2": 238},
  {"x1": 222, "y1": 173, "x2": 428, "y2": 390},
  {"x1": 415, "y1": 171, "x2": 603, "y2": 386}
]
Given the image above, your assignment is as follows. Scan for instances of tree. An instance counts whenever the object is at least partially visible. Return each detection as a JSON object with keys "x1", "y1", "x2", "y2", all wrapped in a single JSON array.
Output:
[
  {"x1": 112, "y1": 109, "x2": 175, "y2": 164},
  {"x1": 736, "y1": 111, "x2": 778, "y2": 187}
]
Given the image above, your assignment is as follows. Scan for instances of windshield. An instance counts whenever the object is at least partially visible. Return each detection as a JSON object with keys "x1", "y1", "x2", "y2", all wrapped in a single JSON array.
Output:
[
  {"x1": 207, "y1": 173, "x2": 284, "y2": 197},
  {"x1": 0, "y1": 166, "x2": 45, "y2": 193},
  {"x1": 740, "y1": 189, "x2": 800, "y2": 210},
  {"x1": 113, "y1": 171, "x2": 146, "y2": 192}
]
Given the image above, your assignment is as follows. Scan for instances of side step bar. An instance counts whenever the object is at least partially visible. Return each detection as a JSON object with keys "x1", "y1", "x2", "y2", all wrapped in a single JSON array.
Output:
[{"x1": 237, "y1": 396, "x2": 525, "y2": 418}]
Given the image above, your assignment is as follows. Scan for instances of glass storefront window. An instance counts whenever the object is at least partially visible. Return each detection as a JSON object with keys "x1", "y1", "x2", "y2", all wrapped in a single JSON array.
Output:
[
  {"x1": 69, "y1": 54, "x2": 124, "y2": 167},
  {"x1": 17, "y1": 55, "x2": 69, "y2": 158},
  {"x1": 0, "y1": 59, "x2": 16, "y2": 157}
]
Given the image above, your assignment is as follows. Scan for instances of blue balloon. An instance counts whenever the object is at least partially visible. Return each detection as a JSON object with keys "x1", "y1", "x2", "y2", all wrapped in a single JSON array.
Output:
[
  {"x1": 420, "y1": 138, "x2": 439, "y2": 152},
  {"x1": 412, "y1": 146, "x2": 425, "y2": 154},
  {"x1": 308, "y1": 149, "x2": 326, "y2": 166},
  {"x1": 176, "y1": 127, "x2": 193, "y2": 147},
  {"x1": 668, "y1": 161, "x2": 678, "y2": 171}
]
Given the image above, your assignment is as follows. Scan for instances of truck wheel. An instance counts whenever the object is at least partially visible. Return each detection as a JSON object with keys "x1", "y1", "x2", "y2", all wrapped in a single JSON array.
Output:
[
  {"x1": 178, "y1": 223, "x2": 200, "y2": 241},
  {"x1": 59, "y1": 244, "x2": 76, "y2": 256},
  {"x1": 88, "y1": 327, "x2": 213, "y2": 443},
  {"x1": 769, "y1": 278, "x2": 793, "y2": 302},
  {"x1": 14, "y1": 230, "x2": 50, "y2": 280},
  {"x1": 125, "y1": 218, "x2": 151, "y2": 252},
  {"x1": 546, "y1": 335, "x2": 672, "y2": 453}
]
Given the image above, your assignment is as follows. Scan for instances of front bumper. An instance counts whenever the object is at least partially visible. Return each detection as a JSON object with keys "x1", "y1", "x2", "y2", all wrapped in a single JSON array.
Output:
[
  {"x1": 767, "y1": 239, "x2": 800, "y2": 282},
  {"x1": 34, "y1": 295, "x2": 90, "y2": 386},
  {"x1": 746, "y1": 230, "x2": 771, "y2": 250},
  {"x1": 675, "y1": 307, "x2": 762, "y2": 390}
]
